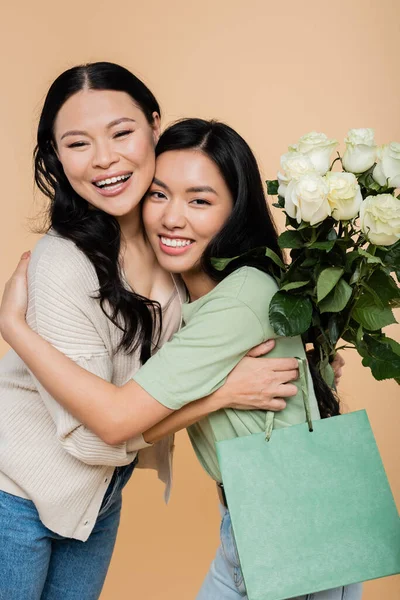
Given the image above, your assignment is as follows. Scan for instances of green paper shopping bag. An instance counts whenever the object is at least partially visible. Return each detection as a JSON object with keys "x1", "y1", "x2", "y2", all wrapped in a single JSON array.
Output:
[{"x1": 216, "y1": 359, "x2": 400, "y2": 600}]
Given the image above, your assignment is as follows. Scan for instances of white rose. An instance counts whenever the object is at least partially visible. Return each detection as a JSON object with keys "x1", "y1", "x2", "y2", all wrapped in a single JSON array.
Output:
[
  {"x1": 359, "y1": 194, "x2": 400, "y2": 246},
  {"x1": 373, "y1": 142, "x2": 400, "y2": 189},
  {"x1": 289, "y1": 132, "x2": 338, "y2": 176},
  {"x1": 277, "y1": 151, "x2": 316, "y2": 197},
  {"x1": 342, "y1": 128, "x2": 376, "y2": 174},
  {"x1": 325, "y1": 172, "x2": 363, "y2": 221},
  {"x1": 285, "y1": 173, "x2": 331, "y2": 225}
]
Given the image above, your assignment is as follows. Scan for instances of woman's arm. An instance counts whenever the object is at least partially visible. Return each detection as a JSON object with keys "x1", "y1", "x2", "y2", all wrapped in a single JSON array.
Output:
[
  {"x1": 142, "y1": 351, "x2": 295, "y2": 443},
  {"x1": 4, "y1": 244, "x2": 150, "y2": 464},
  {"x1": 0, "y1": 254, "x2": 299, "y2": 445}
]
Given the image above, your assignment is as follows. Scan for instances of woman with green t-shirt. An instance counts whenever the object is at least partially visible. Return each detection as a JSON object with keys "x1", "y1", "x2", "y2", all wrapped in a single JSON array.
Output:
[{"x1": 0, "y1": 118, "x2": 359, "y2": 599}]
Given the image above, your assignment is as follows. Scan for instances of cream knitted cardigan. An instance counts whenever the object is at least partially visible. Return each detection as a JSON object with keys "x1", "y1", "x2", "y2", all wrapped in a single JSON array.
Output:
[{"x1": 0, "y1": 232, "x2": 182, "y2": 541}]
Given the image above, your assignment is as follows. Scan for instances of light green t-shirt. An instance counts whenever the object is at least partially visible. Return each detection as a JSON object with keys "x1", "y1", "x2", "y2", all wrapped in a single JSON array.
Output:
[{"x1": 134, "y1": 267, "x2": 320, "y2": 482}]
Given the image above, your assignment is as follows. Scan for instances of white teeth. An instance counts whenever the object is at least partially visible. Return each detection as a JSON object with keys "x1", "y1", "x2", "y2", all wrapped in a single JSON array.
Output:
[
  {"x1": 94, "y1": 174, "x2": 131, "y2": 187},
  {"x1": 161, "y1": 237, "x2": 192, "y2": 248}
]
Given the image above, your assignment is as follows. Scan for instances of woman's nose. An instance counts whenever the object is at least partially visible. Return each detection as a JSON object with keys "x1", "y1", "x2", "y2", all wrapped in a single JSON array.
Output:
[
  {"x1": 162, "y1": 201, "x2": 186, "y2": 229},
  {"x1": 92, "y1": 141, "x2": 118, "y2": 169}
]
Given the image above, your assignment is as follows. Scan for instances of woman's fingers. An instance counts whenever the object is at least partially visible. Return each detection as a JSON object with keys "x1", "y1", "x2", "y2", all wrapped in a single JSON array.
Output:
[
  {"x1": 254, "y1": 357, "x2": 299, "y2": 372},
  {"x1": 246, "y1": 339, "x2": 275, "y2": 357},
  {"x1": 331, "y1": 352, "x2": 345, "y2": 386},
  {"x1": 276, "y1": 369, "x2": 299, "y2": 384},
  {"x1": 11, "y1": 251, "x2": 31, "y2": 277},
  {"x1": 0, "y1": 251, "x2": 31, "y2": 339},
  {"x1": 275, "y1": 382, "x2": 298, "y2": 398},
  {"x1": 223, "y1": 355, "x2": 301, "y2": 412},
  {"x1": 265, "y1": 398, "x2": 287, "y2": 411}
]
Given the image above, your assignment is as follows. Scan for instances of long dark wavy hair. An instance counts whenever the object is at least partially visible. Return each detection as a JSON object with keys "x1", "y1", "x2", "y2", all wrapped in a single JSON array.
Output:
[
  {"x1": 155, "y1": 119, "x2": 340, "y2": 418},
  {"x1": 34, "y1": 62, "x2": 162, "y2": 363}
]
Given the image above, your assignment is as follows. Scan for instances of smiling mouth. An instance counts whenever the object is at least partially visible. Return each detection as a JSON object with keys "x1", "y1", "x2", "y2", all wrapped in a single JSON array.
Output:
[
  {"x1": 93, "y1": 173, "x2": 132, "y2": 189},
  {"x1": 160, "y1": 236, "x2": 194, "y2": 248}
]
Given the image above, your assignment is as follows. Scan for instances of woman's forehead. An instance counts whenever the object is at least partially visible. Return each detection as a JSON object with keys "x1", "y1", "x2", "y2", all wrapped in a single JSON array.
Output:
[{"x1": 54, "y1": 89, "x2": 143, "y2": 134}]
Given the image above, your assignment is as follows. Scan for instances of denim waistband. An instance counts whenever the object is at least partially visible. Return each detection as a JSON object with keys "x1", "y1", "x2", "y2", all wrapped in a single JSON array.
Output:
[{"x1": 100, "y1": 457, "x2": 137, "y2": 513}]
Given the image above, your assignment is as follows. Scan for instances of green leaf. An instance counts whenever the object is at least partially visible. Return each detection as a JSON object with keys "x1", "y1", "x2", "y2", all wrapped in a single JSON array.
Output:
[
  {"x1": 319, "y1": 279, "x2": 353, "y2": 313},
  {"x1": 385, "y1": 336, "x2": 400, "y2": 356},
  {"x1": 264, "y1": 247, "x2": 285, "y2": 269},
  {"x1": 345, "y1": 251, "x2": 360, "y2": 270},
  {"x1": 320, "y1": 362, "x2": 335, "y2": 388},
  {"x1": 359, "y1": 282, "x2": 385, "y2": 309},
  {"x1": 285, "y1": 214, "x2": 299, "y2": 229},
  {"x1": 317, "y1": 267, "x2": 344, "y2": 302},
  {"x1": 301, "y1": 257, "x2": 318, "y2": 268},
  {"x1": 327, "y1": 228, "x2": 338, "y2": 241},
  {"x1": 356, "y1": 324, "x2": 364, "y2": 346},
  {"x1": 269, "y1": 292, "x2": 313, "y2": 337},
  {"x1": 211, "y1": 256, "x2": 238, "y2": 271},
  {"x1": 367, "y1": 269, "x2": 400, "y2": 305},
  {"x1": 360, "y1": 335, "x2": 400, "y2": 381},
  {"x1": 353, "y1": 292, "x2": 397, "y2": 330},
  {"x1": 350, "y1": 265, "x2": 362, "y2": 285},
  {"x1": 272, "y1": 196, "x2": 285, "y2": 209},
  {"x1": 358, "y1": 248, "x2": 384, "y2": 265},
  {"x1": 328, "y1": 315, "x2": 342, "y2": 346},
  {"x1": 307, "y1": 240, "x2": 336, "y2": 251},
  {"x1": 383, "y1": 240, "x2": 400, "y2": 269},
  {"x1": 266, "y1": 179, "x2": 279, "y2": 195},
  {"x1": 278, "y1": 230, "x2": 304, "y2": 249},
  {"x1": 280, "y1": 280, "x2": 310, "y2": 292}
]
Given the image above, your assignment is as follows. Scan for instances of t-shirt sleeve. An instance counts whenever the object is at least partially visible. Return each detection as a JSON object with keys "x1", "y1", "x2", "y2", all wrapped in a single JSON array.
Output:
[{"x1": 133, "y1": 294, "x2": 266, "y2": 410}]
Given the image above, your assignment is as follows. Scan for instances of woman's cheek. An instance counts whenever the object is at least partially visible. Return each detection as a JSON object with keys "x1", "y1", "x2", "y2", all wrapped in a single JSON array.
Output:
[{"x1": 142, "y1": 200, "x2": 160, "y2": 234}]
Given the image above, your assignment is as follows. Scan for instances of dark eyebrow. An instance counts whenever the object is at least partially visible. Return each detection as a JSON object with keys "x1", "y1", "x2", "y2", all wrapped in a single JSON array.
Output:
[
  {"x1": 107, "y1": 117, "x2": 136, "y2": 129},
  {"x1": 152, "y1": 179, "x2": 217, "y2": 196},
  {"x1": 152, "y1": 177, "x2": 171, "y2": 192},
  {"x1": 60, "y1": 117, "x2": 136, "y2": 141},
  {"x1": 186, "y1": 185, "x2": 217, "y2": 194}
]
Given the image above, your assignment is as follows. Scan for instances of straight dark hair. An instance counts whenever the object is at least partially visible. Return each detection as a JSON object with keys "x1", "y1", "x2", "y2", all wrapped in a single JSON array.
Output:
[
  {"x1": 34, "y1": 62, "x2": 161, "y2": 363},
  {"x1": 156, "y1": 119, "x2": 340, "y2": 418}
]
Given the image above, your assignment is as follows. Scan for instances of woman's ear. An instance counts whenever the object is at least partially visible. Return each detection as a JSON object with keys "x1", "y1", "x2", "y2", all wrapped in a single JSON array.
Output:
[{"x1": 151, "y1": 112, "x2": 161, "y2": 145}]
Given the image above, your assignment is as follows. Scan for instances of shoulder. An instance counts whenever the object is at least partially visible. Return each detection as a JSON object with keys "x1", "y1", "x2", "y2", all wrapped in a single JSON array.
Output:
[
  {"x1": 211, "y1": 267, "x2": 278, "y2": 337},
  {"x1": 213, "y1": 267, "x2": 278, "y2": 303},
  {"x1": 29, "y1": 232, "x2": 98, "y2": 294}
]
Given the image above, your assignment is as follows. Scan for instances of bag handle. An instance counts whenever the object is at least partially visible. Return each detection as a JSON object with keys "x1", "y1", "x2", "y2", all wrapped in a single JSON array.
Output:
[{"x1": 265, "y1": 357, "x2": 313, "y2": 442}]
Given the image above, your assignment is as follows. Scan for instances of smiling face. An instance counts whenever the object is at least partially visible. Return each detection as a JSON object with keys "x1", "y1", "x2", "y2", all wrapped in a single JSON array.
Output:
[
  {"x1": 54, "y1": 89, "x2": 160, "y2": 218},
  {"x1": 142, "y1": 149, "x2": 234, "y2": 280}
]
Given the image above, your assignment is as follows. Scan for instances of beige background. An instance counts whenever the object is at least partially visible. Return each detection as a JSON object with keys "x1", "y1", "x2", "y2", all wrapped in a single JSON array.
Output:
[{"x1": 1, "y1": 1, "x2": 399, "y2": 598}]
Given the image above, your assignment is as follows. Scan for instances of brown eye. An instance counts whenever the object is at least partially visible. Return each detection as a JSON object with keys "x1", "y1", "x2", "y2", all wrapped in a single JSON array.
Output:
[
  {"x1": 148, "y1": 191, "x2": 167, "y2": 200},
  {"x1": 190, "y1": 198, "x2": 211, "y2": 206}
]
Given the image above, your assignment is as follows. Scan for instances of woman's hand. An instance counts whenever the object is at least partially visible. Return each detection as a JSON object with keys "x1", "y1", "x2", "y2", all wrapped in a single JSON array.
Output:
[
  {"x1": 217, "y1": 339, "x2": 299, "y2": 412},
  {"x1": 0, "y1": 252, "x2": 31, "y2": 343}
]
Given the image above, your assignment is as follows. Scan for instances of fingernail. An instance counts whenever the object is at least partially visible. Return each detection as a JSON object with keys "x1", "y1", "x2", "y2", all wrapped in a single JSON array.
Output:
[
  {"x1": 264, "y1": 339, "x2": 275, "y2": 349},
  {"x1": 21, "y1": 251, "x2": 31, "y2": 259}
]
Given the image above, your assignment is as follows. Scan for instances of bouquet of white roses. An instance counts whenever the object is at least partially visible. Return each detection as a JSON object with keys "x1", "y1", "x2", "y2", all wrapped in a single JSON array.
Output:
[{"x1": 266, "y1": 129, "x2": 400, "y2": 386}]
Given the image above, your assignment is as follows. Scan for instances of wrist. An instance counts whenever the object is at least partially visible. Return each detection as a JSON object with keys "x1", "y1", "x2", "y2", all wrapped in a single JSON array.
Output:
[
  {"x1": 0, "y1": 316, "x2": 28, "y2": 345},
  {"x1": 209, "y1": 384, "x2": 230, "y2": 411}
]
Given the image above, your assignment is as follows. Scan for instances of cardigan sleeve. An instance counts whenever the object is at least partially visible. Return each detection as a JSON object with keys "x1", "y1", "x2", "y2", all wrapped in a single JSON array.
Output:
[{"x1": 26, "y1": 235, "x2": 150, "y2": 466}]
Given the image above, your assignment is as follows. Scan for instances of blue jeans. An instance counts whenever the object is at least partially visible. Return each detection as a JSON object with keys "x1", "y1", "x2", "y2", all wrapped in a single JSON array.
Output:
[
  {"x1": 196, "y1": 506, "x2": 363, "y2": 600},
  {"x1": 0, "y1": 460, "x2": 136, "y2": 600}
]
